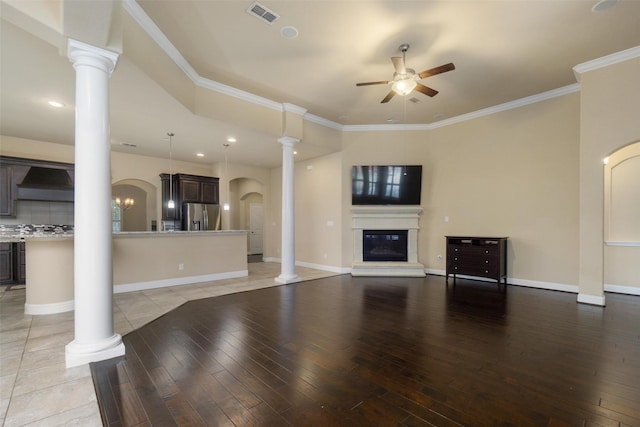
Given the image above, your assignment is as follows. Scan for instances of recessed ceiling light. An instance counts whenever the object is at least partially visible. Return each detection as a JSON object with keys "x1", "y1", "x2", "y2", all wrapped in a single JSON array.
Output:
[
  {"x1": 227, "y1": 137, "x2": 236, "y2": 143},
  {"x1": 592, "y1": 0, "x2": 618, "y2": 12},
  {"x1": 281, "y1": 26, "x2": 299, "y2": 39},
  {"x1": 196, "y1": 153, "x2": 204, "y2": 157},
  {"x1": 48, "y1": 101, "x2": 64, "y2": 108},
  {"x1": 293, "y1": 151, "x2": 298, "y2": 155}
]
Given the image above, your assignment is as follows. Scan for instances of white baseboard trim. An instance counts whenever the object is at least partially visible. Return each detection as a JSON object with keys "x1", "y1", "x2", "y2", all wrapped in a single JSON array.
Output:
[
  {"x1": 25, "y1": 299, "x2": 74, "y2": 315},
  {"x1": 577, "y1": 293, "x2": 606, "y2": 306},
  {"x1": 113, "y1": 270, "x2": 248, "y2": 294},
  {"x1": 604, "y1": 283, "x2": 640, "y2": 296},
  {"x1": 262, "y1": 258, "x2": 351, "y2": 274},
  {"x1": 425, "y1": 269, "x2": 579, "y2": 293}
]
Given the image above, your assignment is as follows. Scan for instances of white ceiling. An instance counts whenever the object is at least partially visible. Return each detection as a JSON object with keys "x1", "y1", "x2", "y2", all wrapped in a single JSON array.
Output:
[{"x1": 1, "y1": 0, "x2": 639, "y2": 168}]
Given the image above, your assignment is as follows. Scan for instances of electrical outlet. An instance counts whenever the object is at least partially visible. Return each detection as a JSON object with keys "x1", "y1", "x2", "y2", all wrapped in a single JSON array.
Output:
[{"x1": 178, "y1": 263, "x2": 184, "y2": 270}]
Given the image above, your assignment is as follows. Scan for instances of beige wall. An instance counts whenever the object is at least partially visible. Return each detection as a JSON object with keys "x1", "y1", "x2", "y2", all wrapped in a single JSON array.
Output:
[
  {"x1": 579, "y1": 57, "x2": 640, "y2": 298},
  {"x1": 337, "y1": 93, "x2": 580, "y2": 286},
  {"x1": 295, "y1": 152, "x2": 343, "y2": 267},
  {"x1": 113, "y1": 233, "x2": 247, "y2": 287}
]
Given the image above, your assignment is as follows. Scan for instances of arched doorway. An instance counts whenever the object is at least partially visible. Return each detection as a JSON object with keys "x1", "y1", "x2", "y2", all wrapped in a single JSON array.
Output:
[
  {"x1": 228, "y1": 178, "x2": 264, "y2": 255},
  {"x1": 112, "y1": 179, "x2": 157, "y2": 231}
]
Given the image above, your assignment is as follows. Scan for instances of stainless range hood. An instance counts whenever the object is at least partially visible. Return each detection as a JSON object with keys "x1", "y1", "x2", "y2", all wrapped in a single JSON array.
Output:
[{"x1": 17, "y1": 166, "x2": 74, "y2": 202}]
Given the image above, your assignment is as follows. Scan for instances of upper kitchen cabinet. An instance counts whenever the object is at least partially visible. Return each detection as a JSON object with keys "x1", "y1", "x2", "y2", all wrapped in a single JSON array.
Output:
[
  {"x1": 179, "y1": 174, "x2": 219, "y2": 204},
  {"x1": 0, "y1": 156, "x2": 74, "y2": 217},
  {"x1": 160, "y1": 173, "x2": 219, "y2": 226},
  {"x1": 0, "y1": 164, "x2": 13, "y2": 217}
]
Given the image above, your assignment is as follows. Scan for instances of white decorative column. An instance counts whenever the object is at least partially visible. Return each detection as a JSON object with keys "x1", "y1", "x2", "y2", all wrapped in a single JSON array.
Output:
[
  {"x1": 66, "y1": 39, "x2": 125, "y2": 368},
  {"x1": 276, "y1": 136, "x2": 301, "y2": 284}
]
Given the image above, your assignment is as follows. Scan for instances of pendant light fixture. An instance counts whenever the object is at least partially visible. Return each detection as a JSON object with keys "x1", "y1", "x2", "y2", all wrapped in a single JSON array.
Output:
[
  {"x1": 167, "y1": 132, "x2": 175, "y2": 209},
  {"x1": 223, "y1": 143, "x2": 230, "y2": 211}
]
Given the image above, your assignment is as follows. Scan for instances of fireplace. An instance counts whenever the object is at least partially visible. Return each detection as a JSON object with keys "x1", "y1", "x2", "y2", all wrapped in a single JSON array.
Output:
[
  {"x1": 351, "y1": 206, "x2": 425, "y2": 277},
  {"x1": 363, "y1": 230, "x2": 408, "y2": 262}
]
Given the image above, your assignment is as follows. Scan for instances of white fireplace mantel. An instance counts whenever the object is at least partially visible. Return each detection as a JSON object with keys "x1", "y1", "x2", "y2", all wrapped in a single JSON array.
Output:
[{"x1": 351, "y1": 206, "x2": 426, "y2": 277}]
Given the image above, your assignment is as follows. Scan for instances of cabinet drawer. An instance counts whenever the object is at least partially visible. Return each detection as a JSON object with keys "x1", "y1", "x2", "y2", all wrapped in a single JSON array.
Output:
[
  {"x1": 449, "y1": 245, "x2": 498, "y2": 256},
  {"x1": 448, "y1": 255, "x2": 497, "y2": 267},
  {"x1": 450, "y1": 264, "x2": 498, "y2": 277}
]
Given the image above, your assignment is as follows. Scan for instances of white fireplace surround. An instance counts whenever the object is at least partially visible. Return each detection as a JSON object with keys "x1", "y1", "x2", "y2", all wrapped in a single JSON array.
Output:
[{"x1": 351, "y1": 206, "x2": 426, "y2": 277}]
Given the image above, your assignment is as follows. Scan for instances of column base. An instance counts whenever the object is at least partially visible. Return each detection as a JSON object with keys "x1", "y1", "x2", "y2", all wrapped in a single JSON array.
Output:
[
  {"x1": 577, "y1": 293, "x2": 606, "y2": 306},
  {"x1": 65, "y1": 333, "x2": 125, "y2": 368},
  {"x1": 275, "y1": 274, "x2": 301, "y2": 284}
]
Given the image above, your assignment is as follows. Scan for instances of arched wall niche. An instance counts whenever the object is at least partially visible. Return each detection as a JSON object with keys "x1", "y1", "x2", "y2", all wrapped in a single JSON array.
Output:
[
  {"x1": 604, "y1": 141, "x2": 640, "y2": 244},
  {"x1": 112, "y1": 179, "x2": 157, "y2": 231}
]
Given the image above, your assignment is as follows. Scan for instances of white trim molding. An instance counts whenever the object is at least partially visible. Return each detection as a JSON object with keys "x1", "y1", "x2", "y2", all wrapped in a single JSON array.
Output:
[
  {"x1": 123, "y1": 0, "x2": 592, "y2": 133},
  {"x1": 426, "y1": 269, "x2": 580, "y2": 293},
  {"x1": 573, "y1": 45, "x2": 640, "y2": 81},
  {"x1": 605, "y1": 241, "x2": 640, "y2": 247},
  {"x1": 577, "y1": 293, "x2": 606, "y2": 307},
  {"x1": 114, "y1": 270, "x2": 248, "y2": 294},
  {"x1": 343, "y1": 84, "x2": 580, "y2": 132},
  {"x1": 25, "y1": 299, "x2": 74, "y2": 315},
  {"x1": 604, "y1": 284, "x2": 640, "y2": 296}
]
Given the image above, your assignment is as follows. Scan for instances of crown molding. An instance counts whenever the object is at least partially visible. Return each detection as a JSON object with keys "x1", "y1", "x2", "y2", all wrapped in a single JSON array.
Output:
[
  {"x1": 283, "y1": 103, "x2": 307, "y2": 115},
  {"x1": 304, "y1": 114, "x2": 343, "y2": 130},
  {"x1": 427, "y1": 84, "x2": 580, "y2": 130},
  {"x1": 122, "y1": 0, "x2": 199, "y2": 82},
  {"x1": 573, "y1": 45, "x2": 640, "y2": 82},
  {"x1": 343, "y1": 84, "x2": 580, "y2": 132},
  {"x1": 123, "y1": 1, "x2": 625, "y2": 135},
  {"x1": 195, "y1": 77, "x2": 283, "y2": 111}
]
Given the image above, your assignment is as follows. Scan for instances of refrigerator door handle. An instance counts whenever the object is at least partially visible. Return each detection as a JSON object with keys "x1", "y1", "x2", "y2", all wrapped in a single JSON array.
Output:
[{"x1": 203, "y1": 208, "x2": 209, "y2": 230}]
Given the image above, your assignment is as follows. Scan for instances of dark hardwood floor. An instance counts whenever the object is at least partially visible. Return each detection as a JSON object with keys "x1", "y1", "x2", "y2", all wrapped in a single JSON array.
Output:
[{"x1": 91, "y1": 275, "x2": 640, "y2": 426}]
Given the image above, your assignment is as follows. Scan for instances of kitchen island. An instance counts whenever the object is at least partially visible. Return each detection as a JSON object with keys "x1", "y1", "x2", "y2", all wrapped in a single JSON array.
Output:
[{"x1": 0, "y1": 227, "x2": 248, "y2": 315}]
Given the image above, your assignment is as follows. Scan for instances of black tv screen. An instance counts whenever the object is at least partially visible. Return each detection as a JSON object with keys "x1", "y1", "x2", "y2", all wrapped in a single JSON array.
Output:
[{"x1": 352, "y1": 165, "x2": 422, "y2": 205}]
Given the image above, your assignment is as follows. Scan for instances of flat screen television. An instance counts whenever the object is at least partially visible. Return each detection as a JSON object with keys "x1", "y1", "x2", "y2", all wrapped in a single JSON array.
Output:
[{"x1": 352, "y1": 165, "x2": 422, "y2": 205}]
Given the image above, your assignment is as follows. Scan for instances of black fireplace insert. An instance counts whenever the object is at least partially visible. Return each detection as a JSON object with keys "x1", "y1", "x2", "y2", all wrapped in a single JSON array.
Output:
[{"x1": 363, "y1": 230, "x2": 408, "y2": 262}]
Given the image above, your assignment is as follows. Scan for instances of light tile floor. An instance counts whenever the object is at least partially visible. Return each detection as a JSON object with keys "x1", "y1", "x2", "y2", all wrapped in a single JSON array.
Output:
[{"x1": 0, "y1": 262, "x2": 339, "y2": 426}]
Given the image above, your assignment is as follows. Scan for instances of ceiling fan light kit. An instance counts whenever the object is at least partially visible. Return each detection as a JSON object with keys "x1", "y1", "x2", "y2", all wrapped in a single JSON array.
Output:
[
  {"x1": 392, "y1": 75, "x2": 418, "y2": 96},
  {"x1": 356, "y1": 43, "x2": 455, "y2": 103}
]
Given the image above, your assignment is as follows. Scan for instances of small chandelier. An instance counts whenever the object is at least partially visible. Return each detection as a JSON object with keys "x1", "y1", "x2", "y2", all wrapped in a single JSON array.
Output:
[{"x1": 115, "y1": 197, "x2": 135, "y2": 211}]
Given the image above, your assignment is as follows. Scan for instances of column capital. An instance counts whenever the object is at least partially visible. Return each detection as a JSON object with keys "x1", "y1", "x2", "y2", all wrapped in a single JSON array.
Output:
[
  {"x1": 67, "y1": 39, "x2": 119, "y2": 75},
  {"x1": 278, "y1": 136, "x2": 300, "y2": 147}
]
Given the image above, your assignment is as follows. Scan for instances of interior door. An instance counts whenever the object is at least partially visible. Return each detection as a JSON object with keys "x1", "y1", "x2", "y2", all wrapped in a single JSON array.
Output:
[{"x1": 248, "y1": 203, "x2": 263, "y2": 255}]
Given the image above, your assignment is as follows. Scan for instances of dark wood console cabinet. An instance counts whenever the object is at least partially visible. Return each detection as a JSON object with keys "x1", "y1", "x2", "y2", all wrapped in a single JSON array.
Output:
[
  {"x1": 446, "y1": 236, "x2": 508, "y2": 287},
  {"x1": 160, "y1": 173, "x2": 219, "y2": 230}
]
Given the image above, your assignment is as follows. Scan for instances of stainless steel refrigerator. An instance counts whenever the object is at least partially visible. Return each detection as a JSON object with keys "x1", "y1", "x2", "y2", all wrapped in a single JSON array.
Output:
[{"x1": 182, "y1": 203, "x2": 221, "y2": 231}]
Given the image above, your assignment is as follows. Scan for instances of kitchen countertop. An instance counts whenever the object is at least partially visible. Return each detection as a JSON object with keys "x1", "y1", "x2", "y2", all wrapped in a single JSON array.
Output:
[
  {"x1": 0, "y1": 224, "x2": 74, "y2": 242},
  {"x1": 0, "y1": 225, "x2": 246, "y2": 242}
]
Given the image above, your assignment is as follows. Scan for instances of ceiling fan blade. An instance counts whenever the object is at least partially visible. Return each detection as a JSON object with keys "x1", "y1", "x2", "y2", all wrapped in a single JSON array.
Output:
[
  {"x1": 381, "y1": 91, "x2": 396, "y2": 103},
  {"x1": 414, "y1": 83, "x2": 439, "y2": 97},
  {"x1": 356, "y1": 80, "x2": 390, "y2": 86},
  {"x1": 418, "y1": 63, "x2": 455, "y2": 79},
  {"x1": 391, "y1": 56, "x2": 406, "y2": 74}
]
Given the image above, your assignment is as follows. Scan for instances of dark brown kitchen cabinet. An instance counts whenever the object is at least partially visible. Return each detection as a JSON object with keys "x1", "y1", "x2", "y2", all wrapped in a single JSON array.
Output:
[
  {"x1": 446, "y1": 236, "x2": 508, "y2": 288},
  {"x1": 160, "y1": 173, "x2": 219, "y2": 229},
  {"x1": 178, "y1": 175, "x2": 219, "y2": 204},
  {"x1": 0, "y1": 242, "x2": 25, "y2": 285},
  {"x1": 0, "y1": 164, "x2": 13, "y2": 217}
]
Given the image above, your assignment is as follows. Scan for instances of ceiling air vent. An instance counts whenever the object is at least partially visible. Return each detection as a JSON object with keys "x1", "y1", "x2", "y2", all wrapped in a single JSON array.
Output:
[{"x1": 247, "y1": 2, "x2": 279, "y2": 24}]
